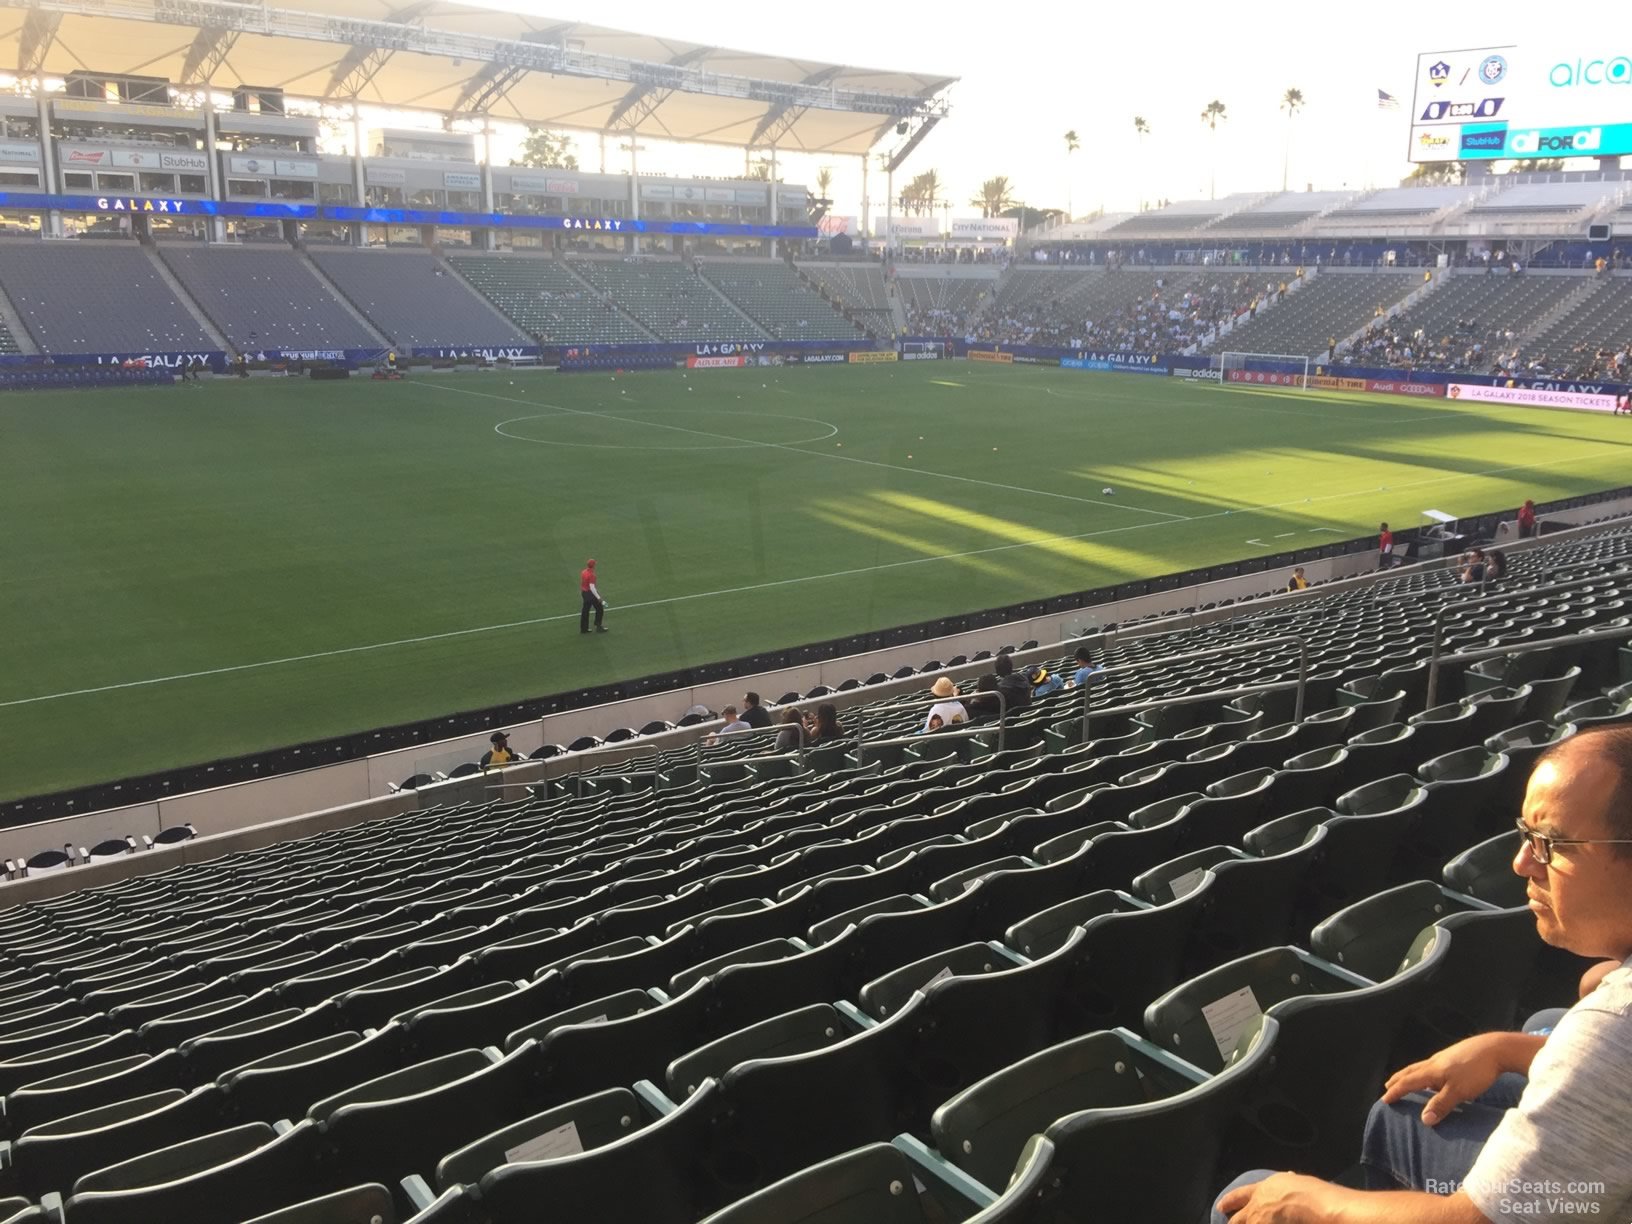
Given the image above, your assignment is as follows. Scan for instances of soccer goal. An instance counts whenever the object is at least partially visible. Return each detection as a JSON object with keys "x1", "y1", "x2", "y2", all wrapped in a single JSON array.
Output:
[{"x1": 1218, "y1": 352, "x2": 1312, "y2": 389}]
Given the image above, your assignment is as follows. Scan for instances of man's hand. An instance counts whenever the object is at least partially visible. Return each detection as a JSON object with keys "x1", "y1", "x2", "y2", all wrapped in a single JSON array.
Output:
[
  {"x1": 1381, "y1": 1032, "x2": 1539, "y2": 1126},
  {"x1": 1219, "y1": 1172, "x2": 1347, "y2": 1222}
]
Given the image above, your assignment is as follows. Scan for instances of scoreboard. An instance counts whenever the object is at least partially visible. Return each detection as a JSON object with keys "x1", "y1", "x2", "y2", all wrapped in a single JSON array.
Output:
[{"x1": 1408, "y1": 43, "x2": 1632, "y2": 162}]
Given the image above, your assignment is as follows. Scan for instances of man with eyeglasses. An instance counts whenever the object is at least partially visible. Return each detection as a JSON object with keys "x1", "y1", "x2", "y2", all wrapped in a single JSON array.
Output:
[{"x1": 1214, "y1": 726, "x2": 1632, "y2": 1223}]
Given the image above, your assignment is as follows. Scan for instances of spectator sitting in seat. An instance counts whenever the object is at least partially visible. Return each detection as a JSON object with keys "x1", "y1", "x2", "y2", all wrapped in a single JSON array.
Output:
[
  {"x1": 991, "y1": 653, "x2": 1033, "y2": 713},
  {"x1": 1286, "y1": 566, "x2": 1309, "y2": 592},
  {"x1": 1460, "y1": 548, "x2": 1488, "y2": 584},
  {"x1": 805, "y1": 703, "x2": 847, "y2": 746},
  {"x1": 775, "y1": 708, "x2": 805, "y2": 753},
  {"x1": 739, "y1": 691, "x2": 771, "y2": 730},
  {"x1": 1212, "y1": 727, "x2": 1632, "y2": 1224},
  {"x1": 1028, "y1": 661, "x2": 1065, "y2": 698},
  {"x1": 966, "y1": 675, "x2": 1004, "y2": 722},
  {"x1": 923, "y1": 677, "x2": 969, "y2": 733},
  {"x1": 707, "y1": 706, "x2": 752, "y2": 744},
  {"x1": 1485, "y1": 549, "x2": 1507, "y2": 582},
  {"x1": 1071, "y1": 646, "x2": 1103, "y2": 688},
  {"x1": 479, "y1": 732, "x2": 519, "y2": 768}
]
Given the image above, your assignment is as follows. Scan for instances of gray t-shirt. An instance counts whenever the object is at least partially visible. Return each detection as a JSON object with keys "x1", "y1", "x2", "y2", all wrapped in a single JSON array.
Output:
[{"x1": 1464, "y1": 956, "x2": 1632, "y2": 1224}]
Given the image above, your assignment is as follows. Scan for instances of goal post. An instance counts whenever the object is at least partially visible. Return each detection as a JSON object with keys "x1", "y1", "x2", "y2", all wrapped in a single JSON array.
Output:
[{"x1": 1218, "y1": 352, "x2": 1312, "y2": 389}]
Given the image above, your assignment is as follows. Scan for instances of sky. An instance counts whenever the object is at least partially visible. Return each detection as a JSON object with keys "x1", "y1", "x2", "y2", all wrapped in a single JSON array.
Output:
[{"x1": 450, "y1": 0, "x2": 1610, "y2": 222}]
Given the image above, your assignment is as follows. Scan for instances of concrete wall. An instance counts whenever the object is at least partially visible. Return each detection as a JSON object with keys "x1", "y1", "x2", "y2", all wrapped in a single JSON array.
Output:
[{"x1": 4, "y1": 496, "x2": 1627, "y2": 899}]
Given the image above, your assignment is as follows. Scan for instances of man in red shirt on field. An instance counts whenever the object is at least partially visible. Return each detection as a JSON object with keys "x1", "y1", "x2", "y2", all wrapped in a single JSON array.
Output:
[{"x1": 579, "y1": 559, "x2": 607, "y2": 634}]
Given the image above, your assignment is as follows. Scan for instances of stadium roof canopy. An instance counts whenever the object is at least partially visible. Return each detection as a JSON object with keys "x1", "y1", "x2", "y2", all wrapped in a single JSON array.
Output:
[{"x1": 0, "y1": 0, "x2": 955, "y2": 154}]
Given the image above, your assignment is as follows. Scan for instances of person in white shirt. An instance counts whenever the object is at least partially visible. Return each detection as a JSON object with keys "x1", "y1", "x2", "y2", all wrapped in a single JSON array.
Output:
[
  {"x1": 1213, "y1": 726, "x2": 1632, "y2": 1224},
  {"x1": 706, "y1": 706, "x2": 752, "y2": 745},
  {"x1": 924, "y1": 676, "x2": 968, "y2": 733}
]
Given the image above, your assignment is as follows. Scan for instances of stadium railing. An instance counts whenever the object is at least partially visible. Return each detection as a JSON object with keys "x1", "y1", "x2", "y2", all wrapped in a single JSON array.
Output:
[
  {"x1": 1425, "y1": 612, "x2": 1632, "y2": 710},
  {"x1": 1078, "y1": 632, "x2": 1312, "y2": 743},
  {"x1": 6, "y1": 501, "x2": 1632, "y2": 892}
]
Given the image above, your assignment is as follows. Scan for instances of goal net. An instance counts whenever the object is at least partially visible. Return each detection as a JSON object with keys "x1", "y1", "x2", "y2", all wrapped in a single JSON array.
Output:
[{"x1": 1218, "y1": 352, "x2": 1311, "y2": 389}]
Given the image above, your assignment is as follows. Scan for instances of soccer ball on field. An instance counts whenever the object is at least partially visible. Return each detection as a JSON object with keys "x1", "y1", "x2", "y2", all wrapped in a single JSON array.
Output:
[{"x1": 1102, "y1": 487, "x2": 1115, "y2": 495}]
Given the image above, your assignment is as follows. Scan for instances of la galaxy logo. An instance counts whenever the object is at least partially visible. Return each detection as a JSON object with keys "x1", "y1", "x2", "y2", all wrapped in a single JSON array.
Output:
[{"x1": 1428, "y1": 60, "x2": 1451, "y2": 88}]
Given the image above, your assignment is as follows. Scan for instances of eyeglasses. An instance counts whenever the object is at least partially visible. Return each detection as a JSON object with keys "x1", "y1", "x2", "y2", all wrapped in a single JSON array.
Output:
[{"x1": 1514, "y1": 818, "x2": 1632, "y2": 866}]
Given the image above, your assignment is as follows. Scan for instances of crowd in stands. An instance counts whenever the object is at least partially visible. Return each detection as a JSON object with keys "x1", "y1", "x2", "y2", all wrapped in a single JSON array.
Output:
[
  {"x1": 961, "y1": 273, "x2": 1269, "y2": 351},
  {"x1": 891, "y1": 246, "x2": 1010, "y2": 265},
  {"x1": 1021, "y1": 242, "x2": 1630, "y2": 270},
  {"x1": 1339, "y1": 317, "x2": 1631, "y2": 382},
  {"x1": 905, "y1": 302, "x2": 978, "y2": 336}
]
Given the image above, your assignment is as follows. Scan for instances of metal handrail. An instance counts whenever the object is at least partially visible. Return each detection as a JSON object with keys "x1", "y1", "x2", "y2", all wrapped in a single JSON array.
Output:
[
  {"x1": 1424, "y1": 569, "x2": 1631, "y2": 707},
  {"x1": 565, "y1": 718, "x2": 811, "y2": 791},
  {"x1": 1079, "y1": 678, "x2": 1308, "y2": 744},
  {"x1": 1081, "y1": 633, "x2": 1310, "y2": 742},
  {"x1": 1424, "y1": 622, "x2": 1632, "y2": 709}
]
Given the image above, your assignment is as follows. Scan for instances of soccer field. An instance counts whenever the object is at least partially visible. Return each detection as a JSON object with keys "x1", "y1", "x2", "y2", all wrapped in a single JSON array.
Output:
[{"x1": 4, "y1": 362, "x2": 1630, "y2": 803}]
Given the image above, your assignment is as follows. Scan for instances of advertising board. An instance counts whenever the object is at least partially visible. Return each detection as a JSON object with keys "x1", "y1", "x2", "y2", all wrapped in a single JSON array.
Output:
[
  {"x1": 949, "y1": 217, "x2": 1019, "y2": 241},
  {"x1": 1409, "y1": 43, "x2": 1632, "y2": 161},
  {"x1": 1311, "y1": 375, "x2": 1370, "y2": 392},
  {"x1": 686, "y1": 355, "x2": 747, "y2": 369},
  {"x1": 1448, "y1": 382, "x2": 1618, "y2": 411},
  {"x1": 1365, "y1": 379, "x2": 1444, "y2": 397},
  {"x1": 847, "y1": 351, "x2": 898, "y2": 363},
  {"x1": 1060, "y1": 351, "x2": 1166, "y2": 375}
]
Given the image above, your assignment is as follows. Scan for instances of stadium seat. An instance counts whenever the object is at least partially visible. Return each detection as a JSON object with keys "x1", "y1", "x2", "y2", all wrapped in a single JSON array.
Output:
[
  {"x1": 63, "y1": 1120, "x2": 327, "y2": 1224},
  {"x1": 696, "y1": 1141, "x2": 941, "y2": 1224},
  {"x1": 944, "y1": 1016, "x2": 1277, "y2": 1224},
  {"x1": 667, "y1": 1004, "x2": 848, "y2": 1099},
  {"x1": 10, "y1": 1084, "x2": 233, "y2": 1198},
  {"x1": 241, "y1": 1183, "x2": 399, "y2": 1224},
  {"x1": 475, "y1": 1079, "x2": 720, "y2": 1223},
  {"x1": 1442, "y1": 830, "x2": 1527, "y2": 908},
  {"x1": 1144, "y1": 934, "x2": 1450, "y2": 1176}
]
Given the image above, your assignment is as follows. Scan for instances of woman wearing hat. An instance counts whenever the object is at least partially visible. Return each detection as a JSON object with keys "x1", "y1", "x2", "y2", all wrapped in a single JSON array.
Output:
[{"x1": 923, "y1": 677, "x2": 969, "y2": 733}]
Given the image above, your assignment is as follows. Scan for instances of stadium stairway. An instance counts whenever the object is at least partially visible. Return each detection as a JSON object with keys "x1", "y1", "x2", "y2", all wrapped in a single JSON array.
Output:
[
  {"x1": 0, "y1": 278, "x2": 36, "y2": 356},
  {"x1": 446, "y1": 255, "x2": 654, "y2": 346},
  {"x1": 434, "y1": 252, "x2": 539, "y2": 344},
  {"x1": 140, "y1": 245, "x2": 230, "y2": 355},
  {"x1": 0, "y1": 525, "x2": 1625, "y2": 1220},
  {"x1": 696, "y1": 268, "x2": 768, "y2": 338},
  {"x1": 295, "y1": 247, "x2": 392, "y2": 348}
]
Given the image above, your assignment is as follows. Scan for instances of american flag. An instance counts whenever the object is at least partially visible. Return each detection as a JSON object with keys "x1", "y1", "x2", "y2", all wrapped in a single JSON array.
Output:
[{"x1": 1377, "y1": 89, "x2": 1400, "y2": 110}]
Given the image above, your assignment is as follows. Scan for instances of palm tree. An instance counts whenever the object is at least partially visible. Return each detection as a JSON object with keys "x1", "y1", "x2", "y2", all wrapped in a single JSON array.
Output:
[
  {"x1": 903, "y1": 169, "x2": 941, "y2": 216},
  {"x1": 1133, "y1": 116, "x2": 1150, "y2": 210},
  {"x1": 814, "y1": 165, "x2": 833, "y2": 201},
  {"x1": 1281, "y1": 87, "x2": 1304, "y2": 191},
  {"x1": 970, "y1": 176, "x2": 1018, "y2": 218},
  {"x1": 1064, "y1": 130, "x2": 1079, "y2": 219},
  {"x1": 1199, "y1": 100, "x2": 1227, "y2": 199}
]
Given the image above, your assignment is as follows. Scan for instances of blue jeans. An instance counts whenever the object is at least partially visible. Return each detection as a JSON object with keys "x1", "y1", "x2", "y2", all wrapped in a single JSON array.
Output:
[{"x1": 1207, "y1": 1075, "x2": 1527, "y2": 1222}]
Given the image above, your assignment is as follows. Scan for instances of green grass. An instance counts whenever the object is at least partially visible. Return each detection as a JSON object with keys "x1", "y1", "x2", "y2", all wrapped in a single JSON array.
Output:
[{"x1": 4, "y1": 362, "x2": 1630, "y2": 802}]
